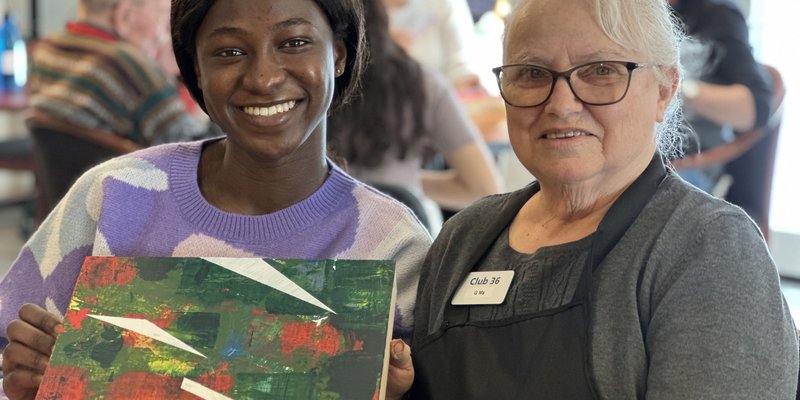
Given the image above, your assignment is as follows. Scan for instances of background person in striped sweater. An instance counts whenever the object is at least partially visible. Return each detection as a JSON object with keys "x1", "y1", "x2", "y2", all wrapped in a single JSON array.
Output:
[{"x1": 27, "y1": 0, "x2": 218, "y2": 146}]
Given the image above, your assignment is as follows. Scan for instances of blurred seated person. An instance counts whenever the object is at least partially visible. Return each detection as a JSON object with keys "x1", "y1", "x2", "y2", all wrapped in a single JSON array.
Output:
[
  {"x1": 383, "y1": 0, "x2": 484, "y2": 92},
  {"x1": 329, "y1": 0, "x2": 501, "y2": 233},
  {"x1": 27, "y1": 0, "x2": 218, "y2": 146},
  {"x1": 152, "y1": 33, "x2": 204, "y2": 119},
  {"x1": 669, "y1": 0, "x2": 773, "y2": 193}
]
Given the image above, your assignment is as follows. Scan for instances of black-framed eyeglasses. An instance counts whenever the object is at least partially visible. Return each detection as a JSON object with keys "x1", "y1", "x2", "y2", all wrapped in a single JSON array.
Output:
[{"x1": 492, "y1": 61, "x2": 650, "y2": 108}]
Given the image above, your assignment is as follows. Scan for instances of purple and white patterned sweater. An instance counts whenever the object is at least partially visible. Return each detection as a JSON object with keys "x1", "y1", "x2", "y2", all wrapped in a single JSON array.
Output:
[{"x1": 0, "y1": 140, "x2": 432, "y2": 354}]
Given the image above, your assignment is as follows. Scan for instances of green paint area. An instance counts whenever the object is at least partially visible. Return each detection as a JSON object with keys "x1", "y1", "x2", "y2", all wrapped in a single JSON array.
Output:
[{"x1": 44, "y1": 257, "x2": 395, "y2": 399}]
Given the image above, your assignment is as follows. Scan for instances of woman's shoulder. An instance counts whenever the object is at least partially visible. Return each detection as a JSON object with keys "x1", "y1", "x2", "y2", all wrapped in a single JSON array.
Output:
[
  {"x1": 643, "y1": 172, "x2": 766, "y2": 261},
  {"x1": 70, "y1": 140, "x2": 203, "y2": 191},
  {"x1": 354, "y1": 182, "x2": 429, "y2": 229},
  {"x1": 329, "y1": 164, "x2": 426, "y2": 230},
  {"x1": 100, "y1": 139, "x2": 197, "y2": 166},
  {"x1": 656, "y1": 173, "x2": 756, "y2": 228}
]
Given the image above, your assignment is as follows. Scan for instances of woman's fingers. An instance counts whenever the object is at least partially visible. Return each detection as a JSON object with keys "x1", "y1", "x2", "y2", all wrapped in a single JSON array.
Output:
[
  {"x1": 2, "y1": 340, "x2": 51, "y2": 373},
  {"x1": 2, "y1": 367, "x2": 42, "y2": 399},
  {"x1": 389, "y1": 339, "x2": 412, "y2": 370},
  {"x1": 386, "y1": 339, "x2": 414, "y2": 400},
  {"x1": 5, "y1": 319, "x2": 57, "y2": 358},
  {"x1": 1, "y1": 304, "x2": 63, "y2": 399},
  {"x1": 18, "y1": 303, "x2": 63, "y2": 338},
  {"x1": 2, "y1": 339, "x2": 46, "y2": 400}
]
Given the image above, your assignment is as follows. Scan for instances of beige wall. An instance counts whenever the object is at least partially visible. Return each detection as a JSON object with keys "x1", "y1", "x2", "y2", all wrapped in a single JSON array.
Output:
[{"x1": 5, "y1": 0, "x2": 78, "y2": 39}]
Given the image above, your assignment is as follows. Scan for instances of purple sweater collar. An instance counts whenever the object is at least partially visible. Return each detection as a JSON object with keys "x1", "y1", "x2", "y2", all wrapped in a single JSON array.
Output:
[{"x1": 169, "y1": 141, "x2": 355, "y2": 242}]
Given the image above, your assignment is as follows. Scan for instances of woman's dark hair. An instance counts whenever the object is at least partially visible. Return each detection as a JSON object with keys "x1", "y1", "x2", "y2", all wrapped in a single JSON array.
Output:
[
  {"x1": 170, "y1": 0, "x2": 367, "y2": 113},
  {"x1": 327, "y1": 0, "x2": 429, "y2": 168}
]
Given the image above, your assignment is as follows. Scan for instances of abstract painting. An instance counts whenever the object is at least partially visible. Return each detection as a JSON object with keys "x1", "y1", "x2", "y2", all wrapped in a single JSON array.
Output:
[{"x1": 36, "y1": 257, "x2": 396, "y2": 400}]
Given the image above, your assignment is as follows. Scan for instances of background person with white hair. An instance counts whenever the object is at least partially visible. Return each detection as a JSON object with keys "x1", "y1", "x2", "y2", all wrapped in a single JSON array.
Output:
[{"x1": 27, "y1": 0, "x2": 216, "y2": 146}]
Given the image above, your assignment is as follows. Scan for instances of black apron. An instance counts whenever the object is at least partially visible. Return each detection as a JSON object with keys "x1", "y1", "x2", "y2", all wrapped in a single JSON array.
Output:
[{"x1": 412, "y1": 155, "x2": 667, "y2": 399}]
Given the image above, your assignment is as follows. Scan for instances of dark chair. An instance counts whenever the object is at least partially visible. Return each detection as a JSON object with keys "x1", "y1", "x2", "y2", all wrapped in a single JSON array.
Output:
[
  {"x1": 26, "y1": 109, "x2": 141, "y2": 213},
  {"x1": 0, "y1": 136, "x2": 41, "y2": 236},
  {"x1": 673, "y1": 64, "x2": 785, "y2": 239}
]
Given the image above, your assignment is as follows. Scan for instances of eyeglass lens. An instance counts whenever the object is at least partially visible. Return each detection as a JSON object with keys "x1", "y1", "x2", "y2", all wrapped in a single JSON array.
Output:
[{"x1": 497, "y1": 62, "x2": 633, "y2": 107}]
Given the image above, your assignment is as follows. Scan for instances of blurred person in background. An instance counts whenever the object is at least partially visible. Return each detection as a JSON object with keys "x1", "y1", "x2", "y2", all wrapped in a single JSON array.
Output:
[
  {"x1": 329, "y1": 0, "x2": 501, "y2": 235},
  {"x1": 383, "y1": 0, "x2": 484, "y2": 92},
  {"x1": 27, "y1": 0, "x2": 218, "y2": 146},
  {"x1": 669, "y1": 0, "x2": 773, "y2": 193}
]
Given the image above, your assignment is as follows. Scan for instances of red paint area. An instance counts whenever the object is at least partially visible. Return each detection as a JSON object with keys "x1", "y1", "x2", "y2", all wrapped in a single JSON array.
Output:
[
  {"x1": 122, "y1": 306, "x2": 177, "y2": 329},
  {"x1": 36, "y1": 366, "x2": 92, "y2": 399},
  {"x1": 120, "y1": 330, "x2": 154, "y2": 348},
  {"x1": 64, "y1": 308, "x2": 91, "y2": 329},
  {"x1": 193, "y1": 363, "x2": 234, "y2": 394},
  {"x1": 78, "y1": 257, "x2": 138, "y2": 289},
  {"x1": 280, "y1": 322, "x2": 341, "y2": 363},
  {"x1": 105, "y1": 371, "x2": 194, "y2": 399},
  {"x1": 155, "y1": 306, "x2": 179, "y2": 328},
  {"x1": 117, "y1": 308, "x2": 177, "y2": 348},
  {"x1": 344, "y1": 332, "x2": 365, "y2": 351},
  {"x1": 250, "y1": 307, "x2": 277, "y2": 322}
]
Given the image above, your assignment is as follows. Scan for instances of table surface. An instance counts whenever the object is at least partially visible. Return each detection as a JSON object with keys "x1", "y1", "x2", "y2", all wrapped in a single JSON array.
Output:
[{"x1": 0, "y1": 91, "x2": 28, "y2": 112}]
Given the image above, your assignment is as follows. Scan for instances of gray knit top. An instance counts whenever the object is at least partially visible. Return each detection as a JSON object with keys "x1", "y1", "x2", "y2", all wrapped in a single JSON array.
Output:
[{"x1": 413, "y1": 168, "x2": 798, "y2": 399}]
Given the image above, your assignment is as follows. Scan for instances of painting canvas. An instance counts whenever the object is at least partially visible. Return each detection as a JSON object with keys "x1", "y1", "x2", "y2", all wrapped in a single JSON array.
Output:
[{"x1": 36, "y1": 257, "x2": 396, "y2": 400}]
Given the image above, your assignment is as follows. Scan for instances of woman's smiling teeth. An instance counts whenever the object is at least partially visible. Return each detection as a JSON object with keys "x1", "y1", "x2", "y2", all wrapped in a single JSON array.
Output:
[
  {"x1": 545, "y1": 130, "x2": 589, "y2": 139},
  {"x1": 243, "y1": 100, "x2": 297, "y2": 117}
]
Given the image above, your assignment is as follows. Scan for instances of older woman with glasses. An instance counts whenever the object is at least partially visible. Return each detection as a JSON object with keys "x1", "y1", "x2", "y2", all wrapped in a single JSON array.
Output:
[{"x1": 385, "y1": 0, "x2": 798, "y2": 398}]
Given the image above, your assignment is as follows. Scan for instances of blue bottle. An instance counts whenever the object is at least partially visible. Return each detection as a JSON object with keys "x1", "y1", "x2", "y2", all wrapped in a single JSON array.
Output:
[{"x1": 0, "y1": 11, "x2": 27, "y2": 94}]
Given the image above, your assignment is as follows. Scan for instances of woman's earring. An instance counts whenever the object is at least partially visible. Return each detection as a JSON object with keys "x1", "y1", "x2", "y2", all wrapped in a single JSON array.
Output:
[{"x1": 336, "y1": 67, "x2": 343, "y2": 76}]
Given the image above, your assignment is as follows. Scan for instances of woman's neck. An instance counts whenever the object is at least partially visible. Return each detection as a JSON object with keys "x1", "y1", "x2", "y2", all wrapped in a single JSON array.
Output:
[
  {"x1": 198, "y1": 139, "x2": 329, "y2": 215},
  {"x1": 508, "y1": 173, "x2": 636, "y2": 254}
]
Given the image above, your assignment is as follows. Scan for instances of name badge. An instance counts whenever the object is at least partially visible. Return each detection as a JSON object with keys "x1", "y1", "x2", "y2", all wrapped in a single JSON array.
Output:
[{"x1": 451, "y1": 271, "x2": 515, "y2": 305}]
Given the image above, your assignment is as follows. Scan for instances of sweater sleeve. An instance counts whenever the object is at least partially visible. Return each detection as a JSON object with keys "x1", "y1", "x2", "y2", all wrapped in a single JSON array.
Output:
[
  {"x1": 0, "y1": 166, "x2": 103, "y2": 353},
  {"x1": 335, "y1": 184, "x2": 433, "y2": 341},
  {"x1": 644, "y1": 211, "x2": 798, "y2": 398},
  {"x1": 388, "y1": 221, "x2": 432, "y2": 342}
]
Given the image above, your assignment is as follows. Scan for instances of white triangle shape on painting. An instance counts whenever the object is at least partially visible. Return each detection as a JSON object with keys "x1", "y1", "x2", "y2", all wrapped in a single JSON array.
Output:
[
  {"x1": 87, "y1": 314, "x2": 206, "y2": 358},
  {"x1": 181, "y1": 378, "x2": 233, "y2": 400},
  {"x1": 202, "y1": 258, "x2": 336, "y2": 314}
]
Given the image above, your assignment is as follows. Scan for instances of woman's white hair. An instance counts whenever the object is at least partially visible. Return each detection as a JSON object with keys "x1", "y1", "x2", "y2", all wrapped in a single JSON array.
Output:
[{"x1": 506, "y1": 0, "x2": 687, "y2": 158}]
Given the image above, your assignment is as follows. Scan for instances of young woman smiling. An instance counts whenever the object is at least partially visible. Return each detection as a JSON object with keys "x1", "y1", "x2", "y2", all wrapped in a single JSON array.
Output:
[{"x1": 0, "y1": 1, "x2": 431, "y2": 398}]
